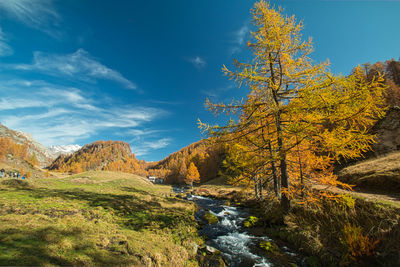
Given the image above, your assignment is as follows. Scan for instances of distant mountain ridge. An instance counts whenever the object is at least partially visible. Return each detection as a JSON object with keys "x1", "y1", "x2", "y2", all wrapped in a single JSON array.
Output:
[{"x1": 48, "y1": 144, "x2": 82, "y2": 157}]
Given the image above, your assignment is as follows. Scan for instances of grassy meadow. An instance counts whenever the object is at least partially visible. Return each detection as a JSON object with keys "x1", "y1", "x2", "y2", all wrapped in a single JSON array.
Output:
[{"x1": 0, "y1": 171, "x2": 201, "y2": 266}]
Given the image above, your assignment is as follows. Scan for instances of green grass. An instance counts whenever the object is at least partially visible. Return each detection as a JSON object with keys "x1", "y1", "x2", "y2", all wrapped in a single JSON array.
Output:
[{"x1": 0, "y1": 171, "x2": 202, "y2": 266}]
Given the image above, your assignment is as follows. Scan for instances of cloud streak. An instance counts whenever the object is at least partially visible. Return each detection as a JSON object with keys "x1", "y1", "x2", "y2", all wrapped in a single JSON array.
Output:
[
  {"x1": 0, "y1": 80, "x2": 167, "y2": 149},
  {"x1": 201, "y1": 84, "x2": 234, "y2": 98},
  {"x1": 189, "y1": 56, "x2": 206, "y2": 69},
  {"x1": 0, "y1": 28, "x2": 13, "y2": 57},
  {"x1": 230, "y1": 24, "x2": 249, "y2": 54},
  {"x1": 131, "y1": 138, "x2": 172, "y2": 156},
  {"x1": 11, "y1": 49, "x2": 137, "y2": 90},
  {"x1": 0, "y1": 0, "x2": 61, "y2": 37}
]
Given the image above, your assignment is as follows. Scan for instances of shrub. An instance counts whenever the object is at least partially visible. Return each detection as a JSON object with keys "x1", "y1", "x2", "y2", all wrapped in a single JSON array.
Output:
[
  {"x1": 243, "y1": 216, "x2": 259, "y2": 228},
  {"x1": 340, "y1": 223, "x2": 379, "y2": 264},
  {"x1": 259, "y1": 241, "x2": 278, "y2": 252}
]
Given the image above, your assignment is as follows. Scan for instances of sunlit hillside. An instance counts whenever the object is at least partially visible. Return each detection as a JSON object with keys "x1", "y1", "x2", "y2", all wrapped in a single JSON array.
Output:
[{"x1": 0, "y1": 171, "x2": 200, "y2": 266}]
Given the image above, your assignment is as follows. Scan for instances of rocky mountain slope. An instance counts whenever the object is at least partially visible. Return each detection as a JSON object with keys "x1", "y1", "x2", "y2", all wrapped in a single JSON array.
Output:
[{"x1": 0, "y1": 123, "x2": 53, "y2": 167}]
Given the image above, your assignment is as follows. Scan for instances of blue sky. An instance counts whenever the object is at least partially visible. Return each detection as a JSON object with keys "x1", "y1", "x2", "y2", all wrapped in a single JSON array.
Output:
[{"x1": 0, "y1": 0, "x2": 399, "y2": 161}]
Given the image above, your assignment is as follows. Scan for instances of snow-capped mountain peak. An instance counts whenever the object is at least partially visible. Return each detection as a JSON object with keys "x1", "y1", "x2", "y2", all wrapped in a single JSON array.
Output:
[{"x1": 49, "y1": 144, "x2": 82, "y2": 156}]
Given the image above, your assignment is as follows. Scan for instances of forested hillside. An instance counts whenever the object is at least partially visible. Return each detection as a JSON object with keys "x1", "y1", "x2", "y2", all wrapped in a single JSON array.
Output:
[
  {"x1": 147, "y1": 140, "x2": 225, "y2": 184},
  {"x1": 363, "y1": 59, "x2": 400, "y2": 107},
  {"x1": 48, "y1": 141, "x2": 148, "y2": 175}
]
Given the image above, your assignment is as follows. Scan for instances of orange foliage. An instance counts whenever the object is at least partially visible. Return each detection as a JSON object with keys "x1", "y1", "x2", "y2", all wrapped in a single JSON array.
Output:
[
  {"x1": 362, "y1": 59, "x2": 400, "y2": 107},
  {"x1": 147, "y1": 140, "x2": 224, "y2": 184},
  {"x1": 0, "y1": 137, "x2": 38, "y2": 166},
  {"x1": 0, "y1": 137, "x2": 28, "y2": 160},
  {"x1": 185, "y1": 162, "x2": 200, "y2": 186},
  {"x1": 341, "y1": 223, "x2": 379, "y2": 264}
]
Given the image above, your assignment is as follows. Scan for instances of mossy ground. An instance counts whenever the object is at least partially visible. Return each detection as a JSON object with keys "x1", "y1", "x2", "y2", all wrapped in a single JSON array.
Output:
[{"x1": 0, "y1": 171, "x2": 202, "y2": 266}]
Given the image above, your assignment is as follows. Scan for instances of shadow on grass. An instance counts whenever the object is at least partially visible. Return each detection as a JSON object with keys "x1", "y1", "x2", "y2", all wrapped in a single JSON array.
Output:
[
  {"x1": 0, "y1": 226, "x2": 136, "y2": 266},
  {"x1": 14, "y1": 186, "x2": 191, "y2": 231},
  {"x1": 1, "y1": 179, "x2": 32, "y2": 189}
]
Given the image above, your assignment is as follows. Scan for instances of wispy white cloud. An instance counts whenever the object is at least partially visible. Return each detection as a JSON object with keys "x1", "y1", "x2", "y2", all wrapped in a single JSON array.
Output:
[
  {"x1": 0, "y1": 98, "x2": 46, "y2": 111},
  {"x1": 0, "y1": 0, "x2": 61, "y2": 37},
  {"x1": 235, "y1": 25, "x2": 249, "y2": 46},
  {"x1": 126, "y1": 129, "x2": 166, "y2": 137},
  {"x1": 147, "y1": 138, "x2": 171, "y2": 149},
  {"x1": 230, "y1": 24, "x2": 249, "y2": 54},
  {"x1": 0, "y1": 82, "x2": 98, "y2": 112},
  {"x1": 131, "y1": 138, "x2": 171, "y2": 156},
  {"x1": 0, "y1": 28, "x2": 13, "y2": 57},
  {"x1": 201, "y1": 90, "x2": 218, "y2": 98},
  {"x1": 201, "y1": 84, "x2": 234, "y2": 98},
  {"x1": 10, "y1": 49, "x2": 137, "y2": 90},
  {"x1": 0, "y1": 80, "x2": 166, "y2": 147},
  {"x1": 189, "y1": 56, "x2": 206, "y2": 69}
]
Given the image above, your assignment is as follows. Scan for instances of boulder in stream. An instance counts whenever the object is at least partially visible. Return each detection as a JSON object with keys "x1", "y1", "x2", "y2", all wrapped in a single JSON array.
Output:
[
  {"x1": 197, "y1": 245, "x2": 226, "y2": 267},
  {"x1": 203, "y1": 211, "x2": 219, "y2": 224}
]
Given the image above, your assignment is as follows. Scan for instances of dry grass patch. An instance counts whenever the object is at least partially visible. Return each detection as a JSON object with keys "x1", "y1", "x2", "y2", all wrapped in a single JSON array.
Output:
[{"x1": 338, "y1": 152, "x2": 400, "y2": 192}]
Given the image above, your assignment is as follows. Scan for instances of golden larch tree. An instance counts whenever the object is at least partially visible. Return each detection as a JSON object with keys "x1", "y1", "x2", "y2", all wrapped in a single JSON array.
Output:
[
  {"x1": 185, "y1": 162, "x2": 200, "y2": 187},
  {"x1": 200, "y1": 0, "x2": 386, "y2": 213}
]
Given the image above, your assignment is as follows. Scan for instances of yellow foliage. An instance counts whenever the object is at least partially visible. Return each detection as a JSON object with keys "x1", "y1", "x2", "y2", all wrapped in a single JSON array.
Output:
[{"x1": 200, "y1": 0, "x2": 387, "y2": 212}]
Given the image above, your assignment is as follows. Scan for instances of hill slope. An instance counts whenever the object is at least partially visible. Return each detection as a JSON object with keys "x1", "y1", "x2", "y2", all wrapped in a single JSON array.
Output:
[
  {"x1": 48, "y1": 141, "x2": 147, "y2": 175},
  {"x1": 338, "y1": 151, "x2": 400, "y2": 193},
  {"x1": 0, "y1": 171, "x2": 200, "y2": 266}
]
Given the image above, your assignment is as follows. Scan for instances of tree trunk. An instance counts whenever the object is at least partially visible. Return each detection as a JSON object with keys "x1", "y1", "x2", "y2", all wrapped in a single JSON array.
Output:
[
  {"x1": 296, "y1": 136, "x2": 304, "y2": 198},
  {"x1": 269, "y1": 52, "x2": 290, "y2": 213},
  {"x1": 280, "y1": 156, "x2": 290, "y2": 214},
  {"x1": 276, "y1": 111, "x2": 290, "y2": 214},
  {"x1": 268, "y1": 140, "x2": 280, "y2": 199},
  {"x1": 254, "y1": 177, "x2": 260, "y2": 199}
]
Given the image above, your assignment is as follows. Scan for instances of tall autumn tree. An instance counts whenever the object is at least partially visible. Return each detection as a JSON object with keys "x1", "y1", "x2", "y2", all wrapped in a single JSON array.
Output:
[
  {"x1": 200, "y1": 1, "x2": 386, "y2": 213},
  {"x1": 185, "y1": 162, "x2": 200, "y2": 187}
]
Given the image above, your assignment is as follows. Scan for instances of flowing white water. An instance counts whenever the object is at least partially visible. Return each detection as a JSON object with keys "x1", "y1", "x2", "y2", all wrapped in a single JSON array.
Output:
[
  {"x1": 176, "y1": 190, "x2": 301, "y2": 267},
  {"x1": 188, "y1": 194, "x2": 274, "y2": 266}
]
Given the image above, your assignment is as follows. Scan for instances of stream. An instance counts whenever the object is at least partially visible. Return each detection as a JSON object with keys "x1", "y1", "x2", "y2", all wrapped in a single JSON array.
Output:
[{"x1": 174, "y1": 187, "x2": 301, "y2": 267}]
